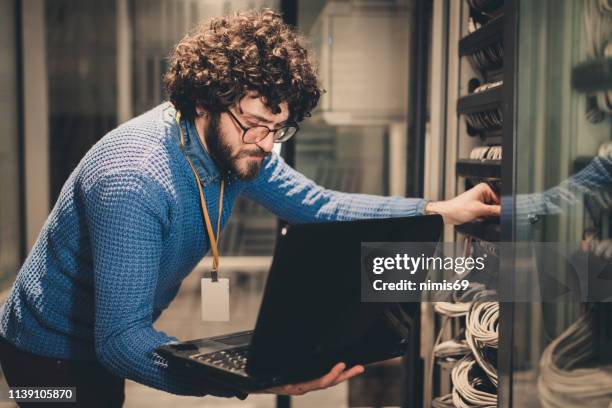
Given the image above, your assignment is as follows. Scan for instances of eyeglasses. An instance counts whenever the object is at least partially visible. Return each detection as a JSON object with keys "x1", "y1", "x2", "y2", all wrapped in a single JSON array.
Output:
[{"x1": 226, "y1": 106, "x2": 299, "y2": 144}]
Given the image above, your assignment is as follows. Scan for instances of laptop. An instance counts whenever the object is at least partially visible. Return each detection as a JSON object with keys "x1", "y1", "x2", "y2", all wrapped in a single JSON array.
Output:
[{"x1": 156, "y1": 215, "x2": 443, "y2": 392}]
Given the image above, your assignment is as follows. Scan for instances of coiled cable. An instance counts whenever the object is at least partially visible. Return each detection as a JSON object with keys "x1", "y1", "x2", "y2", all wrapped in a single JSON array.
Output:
[
  {"x1": 537, "y1": 306, "x2": 612, "y2": 407},
  {"x1": 465, "y1": 301, "x2": 499, "y2": 387},
  {"x1": 432, "y1": 393, "x2": 455, "y2": 408},
  {"x1": 451, "y1": 355, "x2": 497, "y2": 408}
]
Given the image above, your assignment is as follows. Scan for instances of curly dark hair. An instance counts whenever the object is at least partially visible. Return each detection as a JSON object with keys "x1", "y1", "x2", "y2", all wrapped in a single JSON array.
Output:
[{"x1": 164, "y1": 8, "x2": 322, "y2": 122}]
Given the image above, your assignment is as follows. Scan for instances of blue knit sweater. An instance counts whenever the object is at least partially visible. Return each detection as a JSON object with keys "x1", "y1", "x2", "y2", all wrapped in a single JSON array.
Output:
[{"x1": 0, "y1": 103, "x2": 425, "y2": 397}]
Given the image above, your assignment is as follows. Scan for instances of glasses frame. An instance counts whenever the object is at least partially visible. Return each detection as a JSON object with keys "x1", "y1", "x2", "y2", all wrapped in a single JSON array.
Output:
[{"x1": 226, "y1": 106, "x2": 299, "y2": 144}]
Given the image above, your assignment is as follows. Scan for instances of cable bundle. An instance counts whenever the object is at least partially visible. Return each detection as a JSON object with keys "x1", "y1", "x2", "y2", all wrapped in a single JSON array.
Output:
[
  {"x1": 451, "y1": 355, "x2": 497, "y2": 408},
  {"x1": 538, "y1": 306, "x2": 612, "y2": 407},
  {"x1": 432, "y1": 393, "x2": 455, "y2": 408},
  {"x1": 434, "y1": 302, "x2": 472, "y2": 317},
  {"x1": 434, "y1": 336, "x2": 472, "y2": 363},
  {"x1": 467, "y1": 0, "x2": 503, "y2": 18},
  {"x1": 469, "y1": 146, "x2": 502, "y2": 161},
  {"x1": 584, "y1": 0, "x2": 612, "y2": 122},
  {"x1": 434, "y1": 283, "x2": 488, "y2": 317},
  {"x1": 465, "y1": 110, "x2": 502, "y2": 132},
  {"x1": 465, "y1": 302, "x2": 499, "y2": 387},
  {"x1": 474, "y1": 81, "x2": 503, "y2": 93},
  {"x1": 585, "y1": 0, "x2": 612, "y2": 58},
  {"x1": 467, "y1": 41, "x2": 504, "y2": 73},
  {"x1": 431, "y1": 283, "x2": 498, "y2": 407},
  {"x1": 464, "y1": 81, "x2": 504, "y2": 133}
]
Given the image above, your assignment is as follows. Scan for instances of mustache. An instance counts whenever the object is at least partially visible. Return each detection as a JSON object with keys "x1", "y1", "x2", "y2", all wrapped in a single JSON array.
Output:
[{"x1": 235, "y1": 149, "x2": 270, "y2": 160}]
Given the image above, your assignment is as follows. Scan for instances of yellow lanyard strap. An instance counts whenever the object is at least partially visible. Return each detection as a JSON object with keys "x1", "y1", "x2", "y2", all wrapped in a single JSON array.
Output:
[{"x1": 175, "y1": 111, "x2": 224, "y2": 280}]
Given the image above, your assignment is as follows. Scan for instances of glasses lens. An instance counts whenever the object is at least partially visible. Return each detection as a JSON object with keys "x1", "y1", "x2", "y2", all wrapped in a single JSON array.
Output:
[
  {"x1": 243, "y1": 127, "x2": 270, "y2": 144},
  {"x1": 274, "y1": 126, "x2": 298, "y2": 142}
]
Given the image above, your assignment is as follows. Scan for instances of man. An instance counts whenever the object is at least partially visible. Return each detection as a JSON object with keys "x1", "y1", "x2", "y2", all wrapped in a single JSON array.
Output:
[{"x1": 0, "y1": 9, "x2": 499, "y2": 407}]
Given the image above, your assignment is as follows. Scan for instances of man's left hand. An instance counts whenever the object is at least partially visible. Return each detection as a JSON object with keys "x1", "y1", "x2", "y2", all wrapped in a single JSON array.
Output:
[{"x1": 256, "y1": 362, "x2": 364, "y2": 396}]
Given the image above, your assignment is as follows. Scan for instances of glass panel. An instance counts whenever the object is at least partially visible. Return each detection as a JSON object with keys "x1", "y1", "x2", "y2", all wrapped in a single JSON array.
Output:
[
  {"x1": 512, "y1": 0, "x2": 612, "y2": 406},
  {"x1": 292, "y1": 1, "x2": 415, "y2": 407},
  {"x1": 45, "y1": 0, "x2": 118, "y2": 202},
  {"x1": 0, "y1": 0, "x2": 22, "y2": 290}
]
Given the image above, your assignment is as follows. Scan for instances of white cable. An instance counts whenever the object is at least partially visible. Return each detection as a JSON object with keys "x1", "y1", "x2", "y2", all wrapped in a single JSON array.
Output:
[
  {"x1": 451, "y1": 355, "x2": 497, "y2": 408},
  {"x1": 434, "y1": 302, "x2": 471, "y2": 317},
  {"x1": 434, "y1": 283, "x2": 488, "y2": 317},
  {"x1": 600, "y1": 0, "x2": 612, "y2": 14},
  {"x1": 538, "y1": 306, "x2": 612, "y2": 407},
  {"x1": 598, "y1": 140, "x2": 612, "y2": 158},
  {"x1": 474, "y1": 80, "x2": 503, "y2": 93},
  {"x1": 432, "y1": 393, "x2": 455, "y2": 408},
  {"x1": 434, "y1": 337, "x2": 472, "y2": 361},
  {"x1": 585, "y1": 0, "x2": 612, "y2": 58},
  {"x1": 465, "y1": 301, "x2": 499, "y2": 387}
]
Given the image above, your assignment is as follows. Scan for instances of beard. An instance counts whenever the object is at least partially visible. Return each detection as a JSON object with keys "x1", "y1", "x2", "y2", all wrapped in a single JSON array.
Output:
[{"x1": 205, "y1": 113, "x2": 270, "y2": 181}]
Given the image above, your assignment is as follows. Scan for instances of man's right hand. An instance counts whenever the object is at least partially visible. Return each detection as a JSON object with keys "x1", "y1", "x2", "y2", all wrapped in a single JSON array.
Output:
[
  {"x1": 256, "y1": 362, "x2": 365, "y2": 396},
  {"x1": 425, "y1": 182, "x2": 500, "y2": 225}
]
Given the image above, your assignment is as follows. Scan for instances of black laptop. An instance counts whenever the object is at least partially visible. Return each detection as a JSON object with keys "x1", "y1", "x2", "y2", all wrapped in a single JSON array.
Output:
[{"x1": 156, "y1": 215, "x2": 443, "y2": 392}]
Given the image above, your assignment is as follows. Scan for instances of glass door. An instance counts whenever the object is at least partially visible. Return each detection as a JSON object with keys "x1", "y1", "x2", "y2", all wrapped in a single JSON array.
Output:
[
  {"x1": 293, "y1": 1, "x2": 419, "y2": 407},
  {"x1": 509, "y1": 0, "x2": 612, "y2": 406}
]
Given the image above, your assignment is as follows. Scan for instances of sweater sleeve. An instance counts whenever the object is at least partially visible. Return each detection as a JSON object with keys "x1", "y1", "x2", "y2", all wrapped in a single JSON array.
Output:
[
  {"x1": 83, "y1": 171, "x2": 243, "y2": 398},
  {"x1": 514, "y1": 155, "x2": 612, "y2": 226},
  {"x1": 241, "y1": 153, "x2": 426, "y2": 223}
]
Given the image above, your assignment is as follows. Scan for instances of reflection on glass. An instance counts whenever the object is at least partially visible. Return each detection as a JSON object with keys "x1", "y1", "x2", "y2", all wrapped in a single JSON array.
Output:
[
  {"x1": 45, "y1": 0, "x2": 118, "y2": 202},
  {"x1": 293, "y1": 1, "x2": 415, "y2": 407},
  {"x1": 513, "y1": 0, "x2": 612, "y2": 406}
]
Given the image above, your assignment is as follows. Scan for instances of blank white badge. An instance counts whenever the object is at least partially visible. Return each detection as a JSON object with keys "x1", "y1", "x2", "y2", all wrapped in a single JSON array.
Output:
[{"x1": 201, "y1": 278, "x2": 230, "y2": 321}]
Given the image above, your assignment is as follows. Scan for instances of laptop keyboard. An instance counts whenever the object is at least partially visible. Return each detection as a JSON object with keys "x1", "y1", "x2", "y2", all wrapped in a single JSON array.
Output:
[{"x1": 192, "y1": 348, "x2": 249, "y2": 375}]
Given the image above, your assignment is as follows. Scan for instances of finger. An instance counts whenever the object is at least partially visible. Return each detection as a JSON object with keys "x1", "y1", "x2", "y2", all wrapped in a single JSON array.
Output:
[
  {"x1": 477, "y1": 183, "x2": 500, "y2": 204},
  {"x1": 260, "y1": 385, "x2": 284, "y2": 394},
  {"x1": 315, "y1": 362, "x2": 347, "y2": 389},
  {"x1": 485, "y1": 188, "x2": 501, "y2": 205},
  {"x1": 287, "y1": 362, "x2": 347, "y2": 395},
  {"x1": 479, "y1": 203, "x2": 501, "y2": 217},
  {"x1": 259, "y1": 363, "x2": 348, "y2": 395},
  {"x1": 331, "y1": 365, "x2": 365, "y2": 386}
]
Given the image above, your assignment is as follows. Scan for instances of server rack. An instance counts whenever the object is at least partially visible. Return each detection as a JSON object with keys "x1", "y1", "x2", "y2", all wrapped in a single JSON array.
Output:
[
  {"x1": 424, "y1": 0, "x2": 612, "y2": 407},
  {"x1": 424, "y1": 1, "x2": 506, "y2": 406}
]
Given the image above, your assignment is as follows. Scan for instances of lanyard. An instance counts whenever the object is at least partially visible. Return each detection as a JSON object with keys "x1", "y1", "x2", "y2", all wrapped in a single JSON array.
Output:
[{"x1": 175, "y1": 111, "x2": 225, "y2": 281}]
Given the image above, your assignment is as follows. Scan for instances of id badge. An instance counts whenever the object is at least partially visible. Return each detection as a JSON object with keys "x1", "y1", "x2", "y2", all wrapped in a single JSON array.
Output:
[{"x1": 201, "y1": 278, "x2": 230, "y2": 321}]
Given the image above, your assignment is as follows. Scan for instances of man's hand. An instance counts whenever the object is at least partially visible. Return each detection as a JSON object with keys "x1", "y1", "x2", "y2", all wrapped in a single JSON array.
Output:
[
  {"x1": 257, "y1": 363, "x2": 364, "y2": 396},
  {"x1": 425, "y1": 183, "x2": 500, "y2": 225}
]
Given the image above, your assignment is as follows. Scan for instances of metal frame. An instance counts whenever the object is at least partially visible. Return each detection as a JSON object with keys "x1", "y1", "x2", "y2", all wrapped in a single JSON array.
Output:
[
  {"x1": 406, "y1": 0, "x2": 432, "y2": 199},
  {"x1": 15, "y1": 0, "x2": 26, "y2": 263},
  {"x1": 276, "y1": 0, "x2": 295, "y2": 402},
  {"x1": 21, "y1": 0, "x2": 50, "y2": 251},
  {"x1": 425, "y1": 0, "x2": 520, "y2": 406},
  {"x1": 277, "y1": 1, "x2": 432, "y2": 406},
  {"x1": 402, "y1": 3, "x2": 433, "y2": 406},
  {"x1": 422, "y1": 1, "x2": 449, "y2": 405},
  {"x1": 498, "y1": 0, "x2": 519, "y2": 406},
  {"x1": 424, "y1": 0, "x2": 449, "y2": 204},
  {"x1": 117, "y1": 0, "x2": 133, "y2": 124}
]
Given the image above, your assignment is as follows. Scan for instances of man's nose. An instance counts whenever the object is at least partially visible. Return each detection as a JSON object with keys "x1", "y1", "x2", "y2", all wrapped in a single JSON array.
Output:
[{"x1": 256, "y1": 132, "x2": 275, "y2": 153}]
